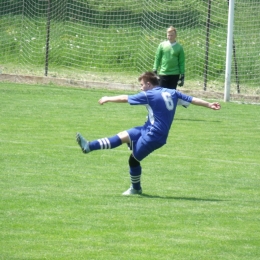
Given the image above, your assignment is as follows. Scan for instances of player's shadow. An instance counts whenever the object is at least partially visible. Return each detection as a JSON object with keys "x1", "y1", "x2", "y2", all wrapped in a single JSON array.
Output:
[{"x1": 140, "y1": 193, "x2": 225, "y2": 202}]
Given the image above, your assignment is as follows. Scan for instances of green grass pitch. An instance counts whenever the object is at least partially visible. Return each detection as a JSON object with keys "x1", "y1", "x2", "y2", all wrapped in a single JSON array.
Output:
[{"x1": 0, "y1": 82, "x2": 259, "y2": 259}]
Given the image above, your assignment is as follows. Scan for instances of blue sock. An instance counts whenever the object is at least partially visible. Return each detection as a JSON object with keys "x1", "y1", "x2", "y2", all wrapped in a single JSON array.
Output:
[
  {"x1": 129, "y1": 165, "x2": 142, "y2": 190},
  {"x1": 89, "y1": 135, "x2": 122, "y2": 151}
]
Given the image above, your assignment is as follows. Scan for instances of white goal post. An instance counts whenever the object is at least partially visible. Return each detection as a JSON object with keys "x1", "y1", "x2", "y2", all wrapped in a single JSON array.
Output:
[{"x1": 224, "y1": 0, "x2": 235, "y2": 102}]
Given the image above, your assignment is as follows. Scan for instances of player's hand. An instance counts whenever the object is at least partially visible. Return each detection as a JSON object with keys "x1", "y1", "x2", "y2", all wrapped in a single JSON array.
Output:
[
  {"x1": 98, "y1": 96, "x2": 108, "y2": 105},
  {"x1": 153, "y1": 70, "x2": 157, "y2": 75},
  {"x1": 178, "y1": 74, "x2": 185, "y2": 87},
  {"x1": 209, "y1": 102, "x2": 221, "y2": 110}
]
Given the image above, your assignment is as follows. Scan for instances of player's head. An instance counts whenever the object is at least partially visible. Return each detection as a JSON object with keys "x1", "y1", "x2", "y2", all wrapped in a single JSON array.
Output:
[
  {"x1": 138, "y1": 72, "x2": 159, "y2": 91},
  {"x1": 167, "y1": 26, "x2": 177, "y2": 43}
]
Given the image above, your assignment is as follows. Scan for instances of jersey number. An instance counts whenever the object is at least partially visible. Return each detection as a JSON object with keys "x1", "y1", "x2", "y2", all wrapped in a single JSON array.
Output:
[{"x1": 161, "y1": 92, "x2": 174, "y2": 110}]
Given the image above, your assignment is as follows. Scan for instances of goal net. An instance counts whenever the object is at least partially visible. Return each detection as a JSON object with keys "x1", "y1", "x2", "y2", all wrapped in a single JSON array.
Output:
[{"x1": 0, "y1": 0, "x2": 259, "y2": 95}]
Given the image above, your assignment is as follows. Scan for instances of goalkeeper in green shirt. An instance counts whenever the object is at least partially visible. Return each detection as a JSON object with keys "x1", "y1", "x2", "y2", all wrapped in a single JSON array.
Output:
[{"x1": 153, "y1": 26, "x2": 185, "y2": 89}]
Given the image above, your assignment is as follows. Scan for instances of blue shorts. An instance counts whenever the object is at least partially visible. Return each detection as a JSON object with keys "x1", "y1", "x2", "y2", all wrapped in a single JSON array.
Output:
[{"x1": 126, "y1": 126, "x2": 164, "y2": 161}]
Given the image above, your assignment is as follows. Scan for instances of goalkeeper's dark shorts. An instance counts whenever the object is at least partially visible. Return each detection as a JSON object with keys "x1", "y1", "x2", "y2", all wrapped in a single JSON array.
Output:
[{"x1": 159, "y1": 74, "x2": 179, "y2": 89}]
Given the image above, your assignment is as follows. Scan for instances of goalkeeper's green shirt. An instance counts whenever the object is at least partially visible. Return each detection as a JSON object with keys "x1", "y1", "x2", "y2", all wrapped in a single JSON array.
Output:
[{"x1": 153, "y1": 41, "x2": 185, "y2": 76}]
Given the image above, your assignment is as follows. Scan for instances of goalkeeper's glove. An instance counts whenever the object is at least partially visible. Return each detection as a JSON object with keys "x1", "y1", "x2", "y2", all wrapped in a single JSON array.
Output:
[{"x1": 178, "y1": 74, "x2": 185, "y2": 87}]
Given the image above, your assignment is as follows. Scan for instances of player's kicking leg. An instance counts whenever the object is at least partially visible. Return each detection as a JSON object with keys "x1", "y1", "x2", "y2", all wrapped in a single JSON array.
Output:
[{"x1": 76, "y1": 131, "x2": 130, "y2": 154}]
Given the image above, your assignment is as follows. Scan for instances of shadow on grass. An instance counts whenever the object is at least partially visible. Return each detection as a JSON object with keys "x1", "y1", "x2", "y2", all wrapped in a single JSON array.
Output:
[{"x1": 140, "y1": 194, "x2": 225, "y2": 202}]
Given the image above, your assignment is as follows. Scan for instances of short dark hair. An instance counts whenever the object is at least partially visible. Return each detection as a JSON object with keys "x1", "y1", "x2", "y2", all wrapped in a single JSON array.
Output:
[{"x1": 138, "y1": 72, "x2": 159, "y2": 86}]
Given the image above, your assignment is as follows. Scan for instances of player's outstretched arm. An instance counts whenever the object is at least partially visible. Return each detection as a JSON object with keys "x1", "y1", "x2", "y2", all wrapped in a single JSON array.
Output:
[
  {"x1": 191, "y1": 97, "x2": 221, "y2": 110},
  {"x1": 98, "y1": 95, "x2": 128, "y2": 105}
]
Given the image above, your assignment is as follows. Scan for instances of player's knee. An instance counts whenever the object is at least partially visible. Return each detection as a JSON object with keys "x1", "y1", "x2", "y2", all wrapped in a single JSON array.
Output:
[
  {"x1": 117, "y1": 131, "x2": 129, "y2": 143},
  {"x1": 128, "y1": 154, "x2": 140, "y2": 167}
]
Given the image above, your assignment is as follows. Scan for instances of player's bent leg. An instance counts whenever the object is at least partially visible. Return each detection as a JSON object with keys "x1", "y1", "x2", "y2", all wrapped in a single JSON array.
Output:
[{"x1": 76, "y1": 132, "x2": 128, "y2": 154}]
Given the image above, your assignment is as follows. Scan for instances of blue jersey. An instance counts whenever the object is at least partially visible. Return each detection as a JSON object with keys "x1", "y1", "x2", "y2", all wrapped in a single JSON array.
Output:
[{"x1": 128, "y1": 87, "x2": 192, "y2": 145}]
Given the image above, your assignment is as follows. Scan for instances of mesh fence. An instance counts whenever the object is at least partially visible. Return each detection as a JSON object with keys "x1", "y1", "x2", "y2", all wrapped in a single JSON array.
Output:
[{"x1": 0, "y1": 0, "x2": 259, "y2": 95}]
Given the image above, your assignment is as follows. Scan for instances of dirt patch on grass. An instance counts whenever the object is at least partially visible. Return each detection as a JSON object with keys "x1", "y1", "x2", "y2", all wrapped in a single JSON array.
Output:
[{"x1": 0, "y1": 73, "x2": 259, "y2": 104}]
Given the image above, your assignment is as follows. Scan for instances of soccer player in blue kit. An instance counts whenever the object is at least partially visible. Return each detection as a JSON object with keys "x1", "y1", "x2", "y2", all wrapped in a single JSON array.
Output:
[{"x1": 76, "y1": 72, "x2": 221, "y2": 195}]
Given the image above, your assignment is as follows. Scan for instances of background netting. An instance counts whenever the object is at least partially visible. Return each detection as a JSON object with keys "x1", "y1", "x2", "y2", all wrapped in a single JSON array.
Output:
[{"x1": 0, "y1": 0, "x2": 259, "y2": 94}]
